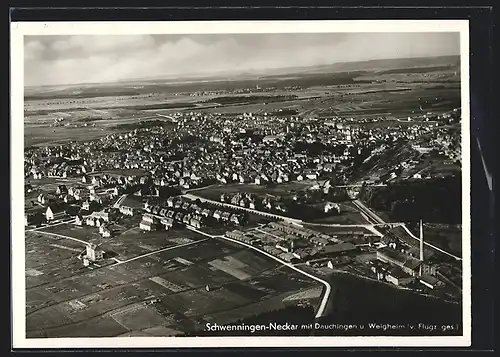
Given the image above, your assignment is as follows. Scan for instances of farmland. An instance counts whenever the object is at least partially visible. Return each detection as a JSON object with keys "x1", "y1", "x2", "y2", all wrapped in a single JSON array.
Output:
[
  {"x1": 24, "y1": 55, "x2": 460, "y2": 148},
  {"x1": 193, "y1": 182, "x2": 320, "y2": 200},
  {"x1": 25, "y1": 224, "x2": 322, "y2": 337}
]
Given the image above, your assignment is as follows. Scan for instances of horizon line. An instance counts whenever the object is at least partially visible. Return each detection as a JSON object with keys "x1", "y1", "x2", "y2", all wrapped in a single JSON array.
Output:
[{"x1": 24, "y1": 54, "x2": 460, "y2": 89}]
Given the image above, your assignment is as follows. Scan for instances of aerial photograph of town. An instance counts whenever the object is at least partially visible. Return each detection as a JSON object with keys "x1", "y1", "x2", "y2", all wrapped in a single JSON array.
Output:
[{"x1": 22, "y1": 31, "x2": 465, "y2": 338}]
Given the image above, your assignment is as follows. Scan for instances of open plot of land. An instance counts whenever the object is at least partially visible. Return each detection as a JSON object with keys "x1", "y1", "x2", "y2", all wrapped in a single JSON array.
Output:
[
  {"x1": 25, "y1": 256, "x2": 90, "y2": 290},
  {"x1": 194, "y1": 181, "x2": 320, "y2": 200},
  {"x1": 35, "y1": 223, "x2": 101, "y2": 243},
  {"x1": 26, "y1": 230, "x2": 322, "y2": 337},
  {"x1": 304, "y1": 225, "x2": 374, "y2": 235},
  {"x1": 25, "y1": 230, "x2": 85, "y2": 264},
  {"x1": 25, "y1": 124, "x2": 119, "y2": 147},
  {"x1": 117, "y1": 196, "x2": 146, "y2": 210},
  {"x1": 111, "y1": 304, "x2": 168, "y2": 331},
  {"x1": 158, "y1": 286, "x2": 255, "y2": 318},
  {"x1": 28, "y1": 315, "x2": 129, "y2": 338},
  {"x1": 307, "y1": 211, "x2": 369, "y2": 225},
  {"x1": 159, "y1": 263, "x2": 238, "y2": 290},
  {"x1": 208, "y1": 258, "x2": 252, "y2": 280},
  {"x1": 93, "y1": 169, "x2": 149, "y2": 177},
  {"x1": 421, "y1": 224, "x2": 462, "y2": 258},
  {"x1": 103, "y1": 228, "x2": 181, "y2": 261}
]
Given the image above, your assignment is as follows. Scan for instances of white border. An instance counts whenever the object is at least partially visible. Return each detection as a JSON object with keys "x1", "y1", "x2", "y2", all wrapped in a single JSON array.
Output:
[{"x1": 11, "y1": 20, "x2": 471, "y2": 349}]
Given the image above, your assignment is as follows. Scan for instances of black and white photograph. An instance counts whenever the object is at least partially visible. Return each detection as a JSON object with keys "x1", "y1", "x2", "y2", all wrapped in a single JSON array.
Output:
[{"x1": 11, "y1": 20, "x2": 470, "y2": 348}]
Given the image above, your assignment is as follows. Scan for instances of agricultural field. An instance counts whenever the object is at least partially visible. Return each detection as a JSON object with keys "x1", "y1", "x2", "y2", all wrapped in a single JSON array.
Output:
[
  {"x1": 34, "y1": 220, "x2": 209, "y2": 261},
  {"x1": 23, "y1": 55, "x2": 463, "y2": 337},
  {"x1": 25, "y1": 224, "x2": 322, "y2": 337},
  {"x1": 420, "y1": 224, "x2": 463, "y2": 258},
  {"x1": 194, "y1": 181, "x2": 321, "y2": 200}
]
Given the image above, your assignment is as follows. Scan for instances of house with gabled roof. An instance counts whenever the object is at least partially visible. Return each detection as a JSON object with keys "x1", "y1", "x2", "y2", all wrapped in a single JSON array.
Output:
[
  {"x1": 86, "y1": 216, "x2": 96, "y2": 226},
  {"x1": 182, "y1": 214, "x2": 192, "y2": 225},
  {"x1": 75, "y1": 214, "x2": 84, "y2": 226},
  {"x1": 201, "y1": 208, "x2": 211, "y2": 217},
  {"x1": 174, "y1": 212, "x2": 185, "y2": 222},
  {"x1": 221, "y1": 211, "x2": 232, "y2": 221},
  {"x1": 213, "y1": 210, "x2": 223, "y2": 220},
  {"x1": 160, "y1": 217, "x2": 173, "y2": 229},
  {"x1": 46, "y1": 203, "x2": 67, "y2": 221}
]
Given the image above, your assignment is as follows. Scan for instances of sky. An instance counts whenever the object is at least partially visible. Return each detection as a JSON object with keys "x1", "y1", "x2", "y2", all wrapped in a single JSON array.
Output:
[{"x1": 24, "y1": 32, "x2": 460, "y2": 87}]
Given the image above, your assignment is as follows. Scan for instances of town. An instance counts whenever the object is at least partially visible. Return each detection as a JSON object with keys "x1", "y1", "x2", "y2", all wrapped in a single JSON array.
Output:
[
  {"x1": 23, "y1": 49, "x2": 464, "y2": 338},
  {"x1": 25, "y1": 104, "x2": 462, "y2": 295}
]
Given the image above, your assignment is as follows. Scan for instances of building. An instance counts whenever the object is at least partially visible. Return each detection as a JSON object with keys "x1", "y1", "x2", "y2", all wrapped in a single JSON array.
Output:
[
  {"x1": 142, "y1": 213, "x2": 157, "y2": 224},
  {"x1": 46, "y1": 204, "x2": 66, "y2": 221},
  {"x1": 75, "y1": 214, "x2": 84, "y2": 226},
  {"x1": 95, "y1": 218, "x2": 104, "y2": 227},
  {"x1": 189, "y1": 218, "x2": 201, "y2": 229},
  {"x1": 139, "y1": 220, "x2": 157, "y2": 231},
  {"x1": 86, "y1": 243, "x2": 104, "y2": 262},
  {"x1": 25, "y1": 211, "x2": 44, "y2": 227},
  {"x1": 160, "y1": 217, "x2": 173, "y2": 229},
  {"x1": 56, "y1": 185, "x2": 68, "y2": 195},
  {"x1": 86, "y1": 216, "x2": 96, "y2": 226},
  {"x1": 419, "y1": 274, "x2": 444, "y2": 289},
  {"x1": 324, "y1": 202, "x2": 340, "y2": 214},
  {"x1": 119, "y1": 205, "x2": 135, "y2": 216},
  {"x1": 376, "y1": 247, "x2": 422, "y2": 277},
  {"x1": 262, "y1": 135, "x2": 278, "y2": 143},
  {"x1": 386, "y1": 267, "x2": 414, "y2": 286},
  {"x1": 100, "y1": 227, "x2": 112, "y2": 238},
  {"x1": 310, "y1": 236, "x2": 330, "y2": 247}
]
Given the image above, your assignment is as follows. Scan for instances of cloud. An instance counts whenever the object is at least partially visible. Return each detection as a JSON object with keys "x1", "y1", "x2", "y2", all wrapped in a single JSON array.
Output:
[
  {"x1": 24, "y1": 33, "x2": 460, "y2": 86},
  {"x1": 24, "y1": 40, "x2": 45, "y2": 61}
]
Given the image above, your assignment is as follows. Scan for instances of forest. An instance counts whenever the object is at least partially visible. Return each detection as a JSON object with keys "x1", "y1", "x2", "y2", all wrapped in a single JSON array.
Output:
[{"x1": 358, "y1": 175, "x2": 462, "y2": 224}]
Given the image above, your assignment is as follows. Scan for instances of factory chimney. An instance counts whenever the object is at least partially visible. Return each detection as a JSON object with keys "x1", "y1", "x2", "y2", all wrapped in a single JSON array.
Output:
[{"x1": 419, "y1": 219, "x2": 424, "y2": 261}]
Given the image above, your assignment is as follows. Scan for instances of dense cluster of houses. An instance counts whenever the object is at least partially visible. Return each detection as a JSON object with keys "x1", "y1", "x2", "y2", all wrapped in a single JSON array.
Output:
[
  {"x1": 137, "y1": 196, "x2": 247, "y2": 231},
  {"x1": 225, "y1": 221, "x2": 354, "y2": 263},
  {"x1": 25, "y1": 106, "x2": 459, "y2": 205},
  {"x1": 369, "y1": 258, "x2": 444, "y2": 289},
  {"x1": 73, "y1": 208, "x2": 118, "y2": 237},
  {"x1": 24, "y1": 111, "x2": 358, "y2": 191}
]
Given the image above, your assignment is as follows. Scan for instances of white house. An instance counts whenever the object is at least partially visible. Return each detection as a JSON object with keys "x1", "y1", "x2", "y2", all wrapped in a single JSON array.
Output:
[{"x1": 45, "y1": 204, "x2": 66, "y2": 221}]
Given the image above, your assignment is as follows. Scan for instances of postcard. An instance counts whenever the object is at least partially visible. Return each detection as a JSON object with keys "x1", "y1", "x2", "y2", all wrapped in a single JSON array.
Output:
[{"x1": 11, "y1": 19, "x2": 470, "y2": 348}]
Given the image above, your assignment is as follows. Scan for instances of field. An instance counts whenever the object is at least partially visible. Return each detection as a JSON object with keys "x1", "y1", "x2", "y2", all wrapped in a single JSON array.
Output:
[
  {"x1": 25, "y1": 224, "x2": 322, "y2": 337},
  {"x1": 306, "y1": 202, "x2": 370, "y2": 225},
  {"x1": 194, "y1": 181, "x2": 323, "y2": 200},
  {"x1": 24, "y1": 55, "x2": 460, "y2": 147},
  {"x1": 417, "y1": 224, "x2": 462, "y2": 258},
  {"x1": 23, "y1": 56, "x2": 463, "y2": 336},
  {"x1": 303, "y1": 225, "x2": 374, "y2": 236}
]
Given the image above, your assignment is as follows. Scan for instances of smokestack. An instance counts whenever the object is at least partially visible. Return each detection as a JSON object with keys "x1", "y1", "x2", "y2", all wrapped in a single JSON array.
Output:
[{"x1": 419, "y1": 219, "x2": 424, "y2": 261}]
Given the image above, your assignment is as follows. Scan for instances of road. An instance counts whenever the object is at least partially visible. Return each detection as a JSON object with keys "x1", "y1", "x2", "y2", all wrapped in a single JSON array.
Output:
[
  {"x1": 398, "y1": 224, "x2": 462, "y2": 261},
  {"x1": 32, "y1": 230, "x2": 89, "y2": 245},
  {"x1": 333, "y1": 184, "x2": 387, "y2": 188},
  {"x1": 113, "y1": 194, "x2": 128, "y2": 208},
  {"x1": 352, "y1": 199, "x2": 386, "y2": 225},
  {"x1": 351, "y1": 199, "x2": 462, "y2": 261},
  {"x1": 185, "y1": 193, "x2": 386, "y2": 237},
  {"x1": 184, "y1": 184, "x2": 217, "y2": 193},
  {"x1": 26, "y1": 218, "x2": 76, "y2": 232},
  {"x1": 155, "y1": 114, "x2": 176, "y2": 122},
  {"x1": 186, "y1": 226, "x2": 332, "y2": 319}
]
